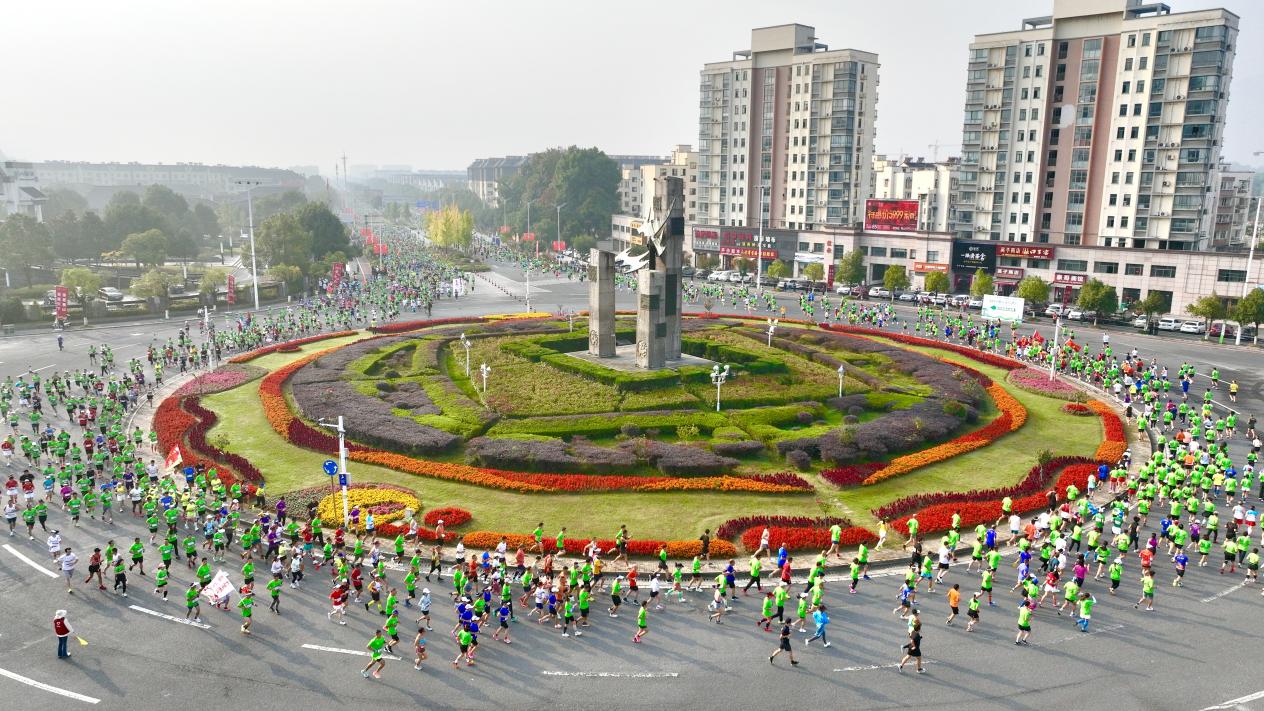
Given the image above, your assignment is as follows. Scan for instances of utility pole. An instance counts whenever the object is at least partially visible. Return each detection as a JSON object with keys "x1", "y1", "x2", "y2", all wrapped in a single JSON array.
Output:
[{"x1": 234, "y1": 179, "x2": 263, "y2": 310}]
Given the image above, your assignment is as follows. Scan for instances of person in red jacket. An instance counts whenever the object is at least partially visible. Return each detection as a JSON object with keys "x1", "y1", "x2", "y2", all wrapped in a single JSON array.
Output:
[{"x1": 53, "y1": 610, "x2": 72, "y2": 659}]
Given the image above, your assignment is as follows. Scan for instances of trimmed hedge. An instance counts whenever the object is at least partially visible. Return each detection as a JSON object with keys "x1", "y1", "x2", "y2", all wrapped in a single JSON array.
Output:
[
  {"x1": 539, "y1": 353, "x2": 682, "y2": 391},
  {"x1": 680, "y1": 337, "x2": 787, "y2": 375},
  {"x1": 487, "y1": 410, "x2": 728, "y2": 439}
]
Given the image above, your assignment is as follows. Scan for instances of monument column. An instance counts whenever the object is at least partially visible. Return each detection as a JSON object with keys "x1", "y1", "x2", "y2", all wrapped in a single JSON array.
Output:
[
  {"x1": 635, "y1": 269, "x2": 665, "y2": 369},
  {"x1": 588, "y1": 249, "x2": 616, "y2": 357}
]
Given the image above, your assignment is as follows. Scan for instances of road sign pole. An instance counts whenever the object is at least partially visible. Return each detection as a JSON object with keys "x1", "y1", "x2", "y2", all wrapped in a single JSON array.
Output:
[{"x1": 337, "y1": 416, "x2": 349, "y2": 527}]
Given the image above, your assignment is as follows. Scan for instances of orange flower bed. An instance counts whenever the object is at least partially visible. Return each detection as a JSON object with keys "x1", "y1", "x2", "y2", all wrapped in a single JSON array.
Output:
[
  {"x1": 1087, "y1": 400, "x2": 1128, "y2": 462},
  {"x1": 861, "y1": 381, "x2": 1027, "y2": 485}
]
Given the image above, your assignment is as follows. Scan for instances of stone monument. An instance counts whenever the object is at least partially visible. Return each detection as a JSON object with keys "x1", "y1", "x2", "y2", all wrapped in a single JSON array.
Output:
[{"x1": 587, "y1": 249, "x2": 616, "y2": 357}]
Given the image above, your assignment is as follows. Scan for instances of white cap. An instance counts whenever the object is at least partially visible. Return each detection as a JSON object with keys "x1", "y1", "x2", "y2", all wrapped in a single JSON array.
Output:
[
  {"x1": 54, "y1": 609, "x2": 67, "y2": 619},
  {"x1": 422, "y1": 588, "x2": 430, "y2": 594}
]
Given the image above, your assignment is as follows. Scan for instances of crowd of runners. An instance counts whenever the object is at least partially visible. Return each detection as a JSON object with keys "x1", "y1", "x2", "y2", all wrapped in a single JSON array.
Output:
[{"x1": 3, "y1": 239, "x2": 1262, "y2": 684}]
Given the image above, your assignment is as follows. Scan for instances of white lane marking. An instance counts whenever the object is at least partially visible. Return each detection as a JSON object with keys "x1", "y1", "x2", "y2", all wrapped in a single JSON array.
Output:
[
  {"x1": 541, "y1": 671, "x2": 679, "y2": 678},
  {"x1": 31, "y1": 365, "x2": 55, "y2": 372},
  {"x1": 0, "y1": 667, "x2": 100, "y2": 704},
  {"x1": 1201, "y1": 584, "x2": 1248, "y2": 604},
  {"x1": 1200, "y1": 689, "x2": 1264, "y2": 710},
  {"x1": 300, "y1": 643, "x2": 401, "y2": 661},
  {"x1": 835, "y1": 660, "x2": 936, "y2": 672},
  {"x1": 1044, "y1": 622, "x2": 1125, "y2": 645},
  {"x1": 2, "y1": 544, "x2": 59, "y2": 578},
  {"x1": 128, "y1": 605, "x2": 211, "y2": 629}
]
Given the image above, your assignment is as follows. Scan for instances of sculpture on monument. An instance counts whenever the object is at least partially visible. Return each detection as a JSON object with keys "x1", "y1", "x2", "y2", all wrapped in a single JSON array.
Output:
[{"x1": 586, "y1": 175, "x2": 685, "y2": 370}]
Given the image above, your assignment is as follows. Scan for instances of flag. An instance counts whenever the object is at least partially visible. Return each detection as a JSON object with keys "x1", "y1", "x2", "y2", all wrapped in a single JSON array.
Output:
[
  {"x1": 54, "y1": 285, "x2": 69, "y2": 319},
  {"x1": 164, "y1": 444, "x2": 183, "y2": 470},
  {"x1": 226, "y1": 275, "x2": 236, "y2": 305}
]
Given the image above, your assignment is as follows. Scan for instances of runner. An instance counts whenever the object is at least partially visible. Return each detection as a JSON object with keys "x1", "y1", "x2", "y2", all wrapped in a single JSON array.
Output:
[
  {"x1": 363, "y1": 629, "x2": 388, "y2": 678},
  {"x1": 768, "y1": 620, "x2": 799, "y2": 666}
]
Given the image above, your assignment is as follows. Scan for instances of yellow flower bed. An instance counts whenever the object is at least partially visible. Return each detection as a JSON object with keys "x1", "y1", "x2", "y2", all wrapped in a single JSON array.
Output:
[{"x1": 317, "y1": 487, "x2": 421, "y2": 530}]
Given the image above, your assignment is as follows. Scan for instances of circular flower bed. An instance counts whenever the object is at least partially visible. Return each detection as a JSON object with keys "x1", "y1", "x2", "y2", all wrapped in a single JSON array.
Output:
[
  {"x1": 1062, "y1": 402, "x2": 1093, "y2": 416},
  {"x1": 317, "y1": 485, "x2": 420, "y2": 531},
  {"x1": 1006, "y1": 368, "x2": 1086, "y2": 401},
  {"x1": 423, "y1": 506, "x2": 472, "y2": 527}
]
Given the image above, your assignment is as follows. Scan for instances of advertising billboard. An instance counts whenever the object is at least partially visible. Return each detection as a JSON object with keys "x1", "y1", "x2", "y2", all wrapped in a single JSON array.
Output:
[
  {"x1": 950, "y1": 241, "x2": 997, "y2": 275},
  {"x1": 996, "y1": 244, "x2": 1055, "y2": 260},
  {"x1": 864, "y1": 199, "x2": 920, "y2": 233},
  {"x1": 982, "y1": 294, "x2": 1025, "y2": 322}
]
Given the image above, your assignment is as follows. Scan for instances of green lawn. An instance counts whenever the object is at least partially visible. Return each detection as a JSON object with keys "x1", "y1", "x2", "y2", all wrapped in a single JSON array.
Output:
[{"x1": 193, "y1": 328, "x2": 1103, "y2": 542}]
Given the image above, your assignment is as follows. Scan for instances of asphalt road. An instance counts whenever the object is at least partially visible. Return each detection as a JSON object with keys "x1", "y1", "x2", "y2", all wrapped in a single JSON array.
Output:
[{"x1": 1, "y1": 261, "x2": 1262, "y2": 710}]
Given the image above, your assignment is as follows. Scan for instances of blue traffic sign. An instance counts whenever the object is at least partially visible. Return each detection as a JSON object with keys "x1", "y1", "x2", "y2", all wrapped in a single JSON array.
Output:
[
  {"x1": 323, "y1": 459, "x2": 339, "y2": 476},
  {"x1": 338, "y1": 472, "x2": 348, "y2": 488}
]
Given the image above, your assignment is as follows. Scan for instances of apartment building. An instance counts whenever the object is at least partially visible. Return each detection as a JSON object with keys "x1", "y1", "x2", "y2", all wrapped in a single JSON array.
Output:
[
  {"x1": 466, "y1": 156, "x2": 527, "y2": 208},
  {"x1": 0, "y1": 161, "x2": 46, "y2": 222},
  {"x1": 1209, "y1": 163, "x2": 1257, "y2": 249},
  {"x1": 952, "y1": 0, "x2": 1238, "y2": 250},
  {"x1": 32, "y1": 161, "x2": 304, "y2": 200},
  {"x1": 871, "y1": 155, "x2": 959, "y2": 232},
  {"x1": 697, "y1": 24, "x2": 878, "y2": 232}
]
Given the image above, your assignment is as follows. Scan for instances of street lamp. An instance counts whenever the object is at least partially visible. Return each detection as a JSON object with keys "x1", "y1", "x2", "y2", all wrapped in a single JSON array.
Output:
[
  {"x1": 1235, "y1": 195, "x2": 1261, "y2": 346},
  {"x1": 479, "y1": 362, "x2": 491, "y2": 394},
  {"x1": 317, "y1": 416, "x2": 350, "y2": 526},
  {"x1": 459, "y1": 332, "x2": 471, "y2": 377},
  {"x1": 837, "y1": 364, "x2": 846, "y2": 399},
  {"x1": 234, "y1": 179, "x2": 263, "y2": 311},
  {"x1": 710, "y1": 364, "x2": 731, "y2": 412},
  {"x1": 766, "y1": 317, "x2": 779, "y2": 347},
  {"x1": 555, "y1": 202, "x2": 567, "y2": 252},
  {"x1": 755, "y1": 185, "x2": 774, "y2": 293}
]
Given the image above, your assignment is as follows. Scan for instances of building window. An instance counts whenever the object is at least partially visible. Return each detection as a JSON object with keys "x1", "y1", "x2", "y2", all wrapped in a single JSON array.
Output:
[
  {"x1": 1124, "y1": 263, "x2": 1144, "y2": 276},
  {"x1": 1028, "y1": 259, "x2": 1050, "y2": 269},
  {"x1": 1150, "y1": 265, "x2": 1176, "y2": 278},
  {"x1": 1217, "y1": 269, "x2": 1246, "y2": 283},
  {"x1": 1094, "y1": 261, "x2": 1119, "y2": 274},
  {"x1": 1057, "y1": 259, "x2": 1088, "y2": 272},
  {"x1": 890, "y1": 248, "x2": 908, "y2": 258},
  {"x1": 870, "y1": 247, "x2": 887, "y2": 257}
]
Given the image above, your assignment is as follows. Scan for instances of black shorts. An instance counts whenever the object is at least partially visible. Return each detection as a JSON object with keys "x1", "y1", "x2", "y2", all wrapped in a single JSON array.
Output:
[
  {"x1": 949, "y1": 606, "x2": 959, "y2": 615},
  {"x1": 500, "y1": 620, "x2": 509, "y2": 629},
  {"x1": 779, "y1": 638, "x2": 792, "y2": 651},
  {"x1": 88, "y1": 564, "x2": 100, "y2": 573},
  {"x1": 967, "y1": 609, "x2": 979, "y2": 619},
  {"x1": 650, "y1": 590, "x2": 659, "y2": 598},
  {"x1": 611, "y1": 595, "x2": 621, "y2": 606}
]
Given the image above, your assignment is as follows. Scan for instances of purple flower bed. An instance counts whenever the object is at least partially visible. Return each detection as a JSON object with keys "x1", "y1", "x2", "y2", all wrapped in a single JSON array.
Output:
[
  {"x1": 173, "y1": 364, "x2": 266, "y2": 397},
  {"x1": 1006, "y1": 368, "x2": 1085, "y2": 401},
  {"x1": 738, "y1": 472, "x2": 813, "y2": 489}
]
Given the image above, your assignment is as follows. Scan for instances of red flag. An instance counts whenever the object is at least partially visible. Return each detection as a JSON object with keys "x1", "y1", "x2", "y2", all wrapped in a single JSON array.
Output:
[
  {"x1": 226, "y1": 275, "x2": 236, "y2": 305},
  {"x1": 164, "y1": 445, "x2": 183, "y2": 470},
  {"x1": 53, "y1": 285, "x2": 69, "y2": 319}
]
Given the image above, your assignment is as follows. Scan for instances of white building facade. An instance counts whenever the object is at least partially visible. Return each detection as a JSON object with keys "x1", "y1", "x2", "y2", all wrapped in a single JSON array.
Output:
[{"x1": 872, "y1": 155, "x2": 959, "y2": 233}]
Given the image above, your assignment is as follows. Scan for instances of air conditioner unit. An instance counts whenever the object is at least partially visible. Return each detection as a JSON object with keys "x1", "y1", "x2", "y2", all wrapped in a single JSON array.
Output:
[
  {"x1": 1163, "y1": 181, "x2": 1171, "y2": 187},
  {"x1": 1176, "y1": 95, "x2": 1184, "y2": 100},
  {"x1": 1183, "y1": 47, "x2": 1190, "y2": 51}
]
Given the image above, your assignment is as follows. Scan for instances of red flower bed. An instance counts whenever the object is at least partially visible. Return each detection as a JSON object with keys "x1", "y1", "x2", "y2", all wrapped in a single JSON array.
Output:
[
  {"x1": 458, "y1": 531, "x2": 737, "y2": 559},
  {"x1": 890, "y1": 462, "x2": 1102, "y2": 537},
  {"x1": 739, "y1": 525, "x2": 877, "y2": 553},
  {"x1": 183, "y1": 397, "x2": 264, "y2": 485},
  {"x1": 1007, "y1": 368, "x2": 1084, "y2": 400},
  {"x1": 229, "y1": 330, "x2": 358, "y2": 363},
  {"x1": 715, "y1": 515, "x2": 853, "y2": 541},
  {"x1": 820, "y1": 462, "x2": 886, "y2": 487},
  {"x1": 367, "y1": 316, "x2": 489, "y2": 335},
  {"x1": 739, "y1": 471, "x2": 813, "y2": 489},
  {"x1": 872, "y1": 455, "x2": 1099, "y2": 521},
  {"x1": 1062, "y1": 402, "x2": 1093, "y2": 416},
  {"x1": 423, "y1": 506, "x2": 472, "y2": 527},
  {"x1": 1087, "y1": 400, "x2": 1128, "y2": 462}
]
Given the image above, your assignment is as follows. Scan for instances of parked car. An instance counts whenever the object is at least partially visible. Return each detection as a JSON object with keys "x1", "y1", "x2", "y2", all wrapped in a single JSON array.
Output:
[
  {"x1": 1178, "y1": 319, "x2": 1206, "y2": 334},
  {"x1": 967, "y1": 298, "x2": 984, "y2": 309},
  {"x1": 834, "y1": 282, "x2": 854, "y2": 295},
  {"x1": 1045, "y1": 304, "x2": 1066, "y2": 317},
  {"x1": 693, "y1": 269, "x2": 710, "y2": 280},
  {"x1": 97, "y1": 287, "x2": 125, "y2": 302},
  {"x1": 1156, "y1": 317, "x2": 1180, "y2": 331},
  {"x1": 897, "y1": 292, "x2": 918, "y2": 302},
  {"x1": 680, "y1": 266, "x2": 695, "y2": 277},
  {"x1": 950, "y1": 294, "x2": 970, "y2": 307},
  {"x1": 728, "y1": 272, "x2": 745, "y2": 283},
  {"x1": 868, "y1": 287, "x2": 891, "y2": 299},
  {"x1": 757, "y1": 275, "x2": 778, "y2": 287},
  {"x1": 1066, "y1": 309, "x2": 1096, "y2": 321},
  {"x1": 707, "y1": 270, "x2": 731, "y2": 282},
  {"x1": 1131, "y1": 315, "x2": 1149, "y2": 329},
  {"x1": 1208, "y1": 322, "x2": 1237, "y2": 339},
  {"x1": 777, "y1": 279, "x2": 797, "y2": 291},
  {"x1": 930, "y1": 294, "x2": 948, "y2": 306}
]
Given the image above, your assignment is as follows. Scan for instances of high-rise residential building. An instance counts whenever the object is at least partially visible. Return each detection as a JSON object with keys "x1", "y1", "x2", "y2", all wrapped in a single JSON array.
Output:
[
  {"x1": 31, "y1": 160, "x2": 304, "y2": 201},
  {"x1": 952, "y1": 0, "x2": 1238, "y2": 250},
  {"x1": 696, "y1": 24, "x2": 878, "y2": 232},
  {"x1": 617, "y1": 145, "x2": 698, "y2": 222},
  {"x1": 1209, "y1": 162, "x2": 1257, "y2": 249},
  {"x1": 871, "y1": 155, "x2": 959, "y2": 232},
  {"x1": 466, "y1": 156, "x2": 527, "y2": 207}
]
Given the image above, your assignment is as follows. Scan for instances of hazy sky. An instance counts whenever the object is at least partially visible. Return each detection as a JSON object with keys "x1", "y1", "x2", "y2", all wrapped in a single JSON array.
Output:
[{"x1": 3, "y1": 0, "x2": 1260, "y2": 172}]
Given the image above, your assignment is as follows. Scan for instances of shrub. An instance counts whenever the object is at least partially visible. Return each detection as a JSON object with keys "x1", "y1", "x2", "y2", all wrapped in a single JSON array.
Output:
[
  {"x1": 711, "y1": 440, "x2": 765, "y2": 457},
  {"x1": 620, "y1": 439, "x2": 740, "y2": 476},
  {"x1": 172, "y1": 364, "x2": 266, "y2": 397},
  {"x1": 1062, "y1": 402, "x2": 1093, "y2": 416},
  {"x1": 423, "y1": 506, "x2": 472, "y2": 527},
  {"x1": 375, "y1": 381, "x2": 396, "y2": 392},
  {"x1": 785, "y1": 449, "x2": 811, "y2": 471},
  {"x1": 676, "y1": 424, "x2": 700, "y2": 442},
  {"x1": 466, "y1": 436, "x2": 639, "y2": 474}
]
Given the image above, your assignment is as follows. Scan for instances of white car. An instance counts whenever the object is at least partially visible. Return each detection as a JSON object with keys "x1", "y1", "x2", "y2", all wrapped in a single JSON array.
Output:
[
  {"x1": 728, "y1": 272, "x2": 745, "y2": 283},
  {"x1": 1178, "y1": 320, "x2": 1206, "y2": 334},
  {"x1": 1131, "y1": 315, "x2": 1149, "y2": 329},
  {"x1": 1045, "y1": 304, "x2": 1065, "y2": 317},
  {"x1": 968, "y1": 298, "x2": 983, "y2": 309},
  {"x1": 708, "y1": 270, "x2": 731, "y2": 282},
  {"x1": 898, "y1": 292, "x2": 917, "y2": 302},
  {"x1": 930, "y1": 294, "x2": 948, "y2": 306},
  {"x1": 835, "y1": 283, "x2": 853, "y2": 295},
  {"x1": 1066, "y1": 309, "x2": 1095, "y2": 320}
]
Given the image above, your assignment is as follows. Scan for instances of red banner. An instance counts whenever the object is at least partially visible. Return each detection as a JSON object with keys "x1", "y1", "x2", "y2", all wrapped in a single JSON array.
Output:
[
  {"x1": 1053, "y1": 273, "x2": 1087, "y2": 286},
  {"x1": 226, "y1": 275, "x2": 236, "y2": 304},
  {"x1": 522, "y1": 232, "x2": 536, "y2": 241},
  {"x1": 499, "y1": 225, "x2": 510, "y2": 235},
  {"x1": 332, "y1": 262, "x2": 344, "y2": 287},
  {"x1": 913, "y1": 262, "x2": 949, "y2": 273},
  {"x1": 366, "y1": 234, "x2": 377, "y2": 246},
  {"x1": 375, "y1": 243, "x2": 388, "y2": 256},
  {"x1": 359, "y1": 227, "x2": 370, "y2": 237},
  {"x1": 551, "y1": 240, "x2": 566, "y2": 251},
  {"x1": 864, "y1": 199, "x2": 920, "y2": 233},
  {"x1": 996, "y1": 245, "x2": 1055, "y2": 260},
  {"x1": 995, "y1": 267, "x2": 1025, "y2": 281},
  {"x1": 53, "y1": 285, "x2": 68, "y2": 319},
  {"x1": 719, "y1": 246, "x2": 777, "y2": 259},
  {"x1": 826, "y1": 264, "x2": 836, "y2": 290}
]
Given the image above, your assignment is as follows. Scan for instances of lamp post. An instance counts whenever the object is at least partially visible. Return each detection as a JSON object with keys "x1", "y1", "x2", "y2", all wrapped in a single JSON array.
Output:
[
  {"x1": 710, "y1": 364, "x2": 731, "y2": 412},
  {"x1": 755, "y1": 185, "x2": 773, "y2": 293},
  {"x1": 837, "y1": 364, "x2": 846, "y2": 398},
  {"x1": 459, "y1": 332, "x2": 471, "y2": 377},
  {"x1": 234, "y1": 179, "x2": 263, "y2": 311},
  {"x1": 317, "y1": 416, "x2": 350, "y2": 526},
  {"x1": 479, "y1": 362, "x2": 491, "y2": 395},
  {"x1": 1235, "y1": 195, "x2": 1261, "y2": 346},
  {"x1": 766, "y1": 317, "x2": 778, "y2": 347},
  {"x1": 555, "y1": 202, "x2": 566, "y2": 252}
]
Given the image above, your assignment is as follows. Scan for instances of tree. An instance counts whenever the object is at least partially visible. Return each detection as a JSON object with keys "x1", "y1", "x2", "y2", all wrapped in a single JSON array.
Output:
[
  {"x1": 255, "y1": 213, "x2": 313, "y2": 276},
  {"x1": 1186, "y1": 293, "x2": 1228, "y2": 341},
  {"x1": 78, "y1": 211, "x2": 106, "y2": 263},
  {"x1": 198, "y1": 267, "x2": 227, "y2": 296},
  {"x1": 969, "y1": 268, "x2": 994, "y2": 298},
  {"x1": 103, "y1": 203, "x2": 168, "y2": 253},
  {"x1": 571, "y1": 234, "x2": 597, "y2": 255},
  {"x1": 425, "y1": 204, "x2": 473, "y2": 251},
  {"x1": 60, "y1": 267, "x2": 102, "y2": 304},
  {"x1": 121, "y1": 229, "x2": 169, "y2": 268},
  {"x1": 498, "y1": 147, "x2": 620, "y2": 242},
  {"x1": 129, "y1": 268, "x2": 177, "y2": 299},
  {"x1": 268, "y1": 264, "x2": 304, "y2": 291},
  {"x1": 49, "y1": 211, "x2": 85, "y2": 262},
  {"x1": 167, "y1": 229, "x2": 200, "y2": 262},
  {"x1": 883, "y1": 265, "x2": 911, "y2": 297},
  {"x1": 252, "y1": 191, "x2": 308, "y2": 223},
  {"x1": 695, "y1": 253, "x2": 719, "y2": 270},
  {"x1": 837, "y1": 249, "x2": 865, "y2": 286},
  {"x1": 1015, "y1": 275, "x2": 1050, "y2": 304},
  {"x1": 297, "y1": 202, "x2": 350, "y2": 258},
  {"x1": 1232, "y1": 288, "x2": 1264, "y2": 345},
  {"x1": 733, "y1": 257, "x2": 753, "y2": 275},
  {"x1": 803, "y1": 263, "x2": 825, "y2": 282},
  {"x1": 924, "y1": 271, "x2": 950, "y2": 294},
  {"x1": 766, "y1": 259, "x2": 788, "y2": 279},
  {"x1": 1136, "y1": 291, "x2": 1167, "y2": 323},
  {"x1": 0, "y1": 214, "x2": 54, "y2": 287},
  {"x1": 42, "y1": 188, "x2": 89, "y2": 221},
  {"x1": 142, "y1": 184, "x2": 189, "y2": 221},
  {"x1": 190, "y1": 203, "x2": 221, "y2": 240},
  {"x1": 1076, "y1": 278, "x2": 1118, "y2": 325}
]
